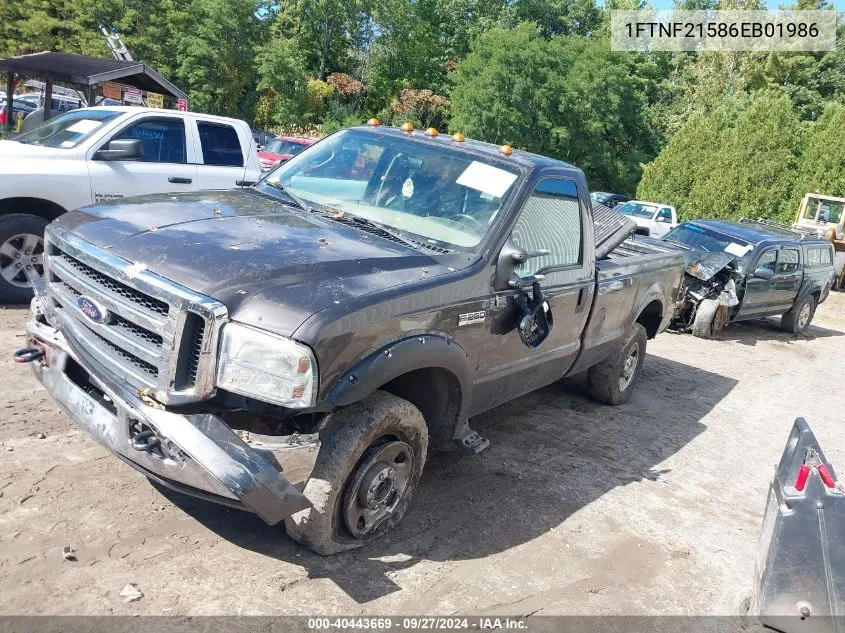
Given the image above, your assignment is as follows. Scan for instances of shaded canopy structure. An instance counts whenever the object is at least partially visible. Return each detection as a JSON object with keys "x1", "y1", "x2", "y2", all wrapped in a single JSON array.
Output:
[{"x1": 0, "y1": 51, "x2": 187, "y2": 128}]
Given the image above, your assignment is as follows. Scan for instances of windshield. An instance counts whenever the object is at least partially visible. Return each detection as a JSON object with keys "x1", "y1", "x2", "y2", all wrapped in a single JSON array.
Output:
[
  {"x1": 663, "y1": 223, "x2": 753, "y2": 257},
  {"x1": 618, "y1": 201, "x2": 658, "y2": 219},
  {"x1": 802, "y1": 198, "x2": 844, "y2": 225},
  {"x1": 264, "y1": 139, "x2": 310, "y2": 156},
  {"x1": 13, "y1": 109, "x2": 121, "y2": 148},
  {"x1": 257, "y1": 129, "x2": 522, "y2": 249}
]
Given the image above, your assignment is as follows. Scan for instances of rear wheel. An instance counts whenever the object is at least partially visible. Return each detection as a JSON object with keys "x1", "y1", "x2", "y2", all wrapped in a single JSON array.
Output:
[
  {"x1": 0, "y1": 214, "x2": 48, "y2": 304},
  {"x1": 285, "y1": 391, "x2": 428, "y2": 555},
  {"x1": 781, "y1": 294, "x2": 816, "y2": 334},
  {"x1": 587, "y1": 322, "x2": 647, "y2": 406}
]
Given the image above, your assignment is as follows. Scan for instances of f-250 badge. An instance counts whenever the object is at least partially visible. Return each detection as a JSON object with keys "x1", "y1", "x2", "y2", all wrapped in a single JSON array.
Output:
[{"x1": 458, "y1": 311, "x2": 486, "y2": 326}]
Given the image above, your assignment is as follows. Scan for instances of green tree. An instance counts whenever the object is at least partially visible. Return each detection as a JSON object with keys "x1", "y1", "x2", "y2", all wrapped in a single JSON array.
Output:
[
  {"x1": 172, "y1": 0, "x2": 264, "y2": 119},
  {"x1": 640, "y1": 91, "x2": 802, "y2": 222},
  {"x1": 637, "y1": 106, "x2": 736, "y2": 217},
  {"x1": 795, "y1": 102, "x2": 845, "y2": 199},
  {"x1": 450, "y1": 25, "x2": 654, "y2": 193}
]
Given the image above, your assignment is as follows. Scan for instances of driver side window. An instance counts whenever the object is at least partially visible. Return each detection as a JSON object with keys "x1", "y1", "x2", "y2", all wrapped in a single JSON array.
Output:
[
  {"x1": 511, "y1": 178, "x2": 582, "y2": 276},
  {"x1": 114, "y1": 118, "x2": 186, "y2": 164},
  {"x1": 757, "y1": 249, "x2": 777, "y2": 272}
]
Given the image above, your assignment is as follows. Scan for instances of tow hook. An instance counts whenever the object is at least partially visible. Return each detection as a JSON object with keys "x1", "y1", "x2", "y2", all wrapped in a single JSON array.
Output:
[
  {"x1": 131, "y1": 430, "x2": 161, "y2": 452},
  {"x1": 13, "y1": 346, "x2": 45, "y2": 364}
]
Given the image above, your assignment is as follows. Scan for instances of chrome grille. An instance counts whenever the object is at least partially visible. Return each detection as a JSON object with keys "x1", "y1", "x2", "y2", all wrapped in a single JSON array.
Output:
[{"x1": 43, "y1": 225, "x2": 228, "y2": 405}]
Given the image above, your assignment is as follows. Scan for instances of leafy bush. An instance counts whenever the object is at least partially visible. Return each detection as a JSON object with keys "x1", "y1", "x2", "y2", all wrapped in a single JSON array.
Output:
[{"x1": 450, "y1": 25, "x2": 654, "y2": 194}]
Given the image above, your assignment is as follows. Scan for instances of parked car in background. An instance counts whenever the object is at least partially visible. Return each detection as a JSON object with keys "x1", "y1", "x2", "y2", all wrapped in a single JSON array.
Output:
[
  {"x1": 590, "y1": 191, "x2": 631, "y2": 209},
  {"x1": 251, "y1": 128, "x2": 275, "y2": 150},
  {"x1": 0, "y1": 97, "x2": 38, "y2": 126},
  {"x1": 16, "y1": 93, "x2": 83, "y2": 113},
  {"x1": 258, "y1": 135, "x2": 315, "y2": 172},
  {"x1": 617, "y1": 200, "x2": 678, "y2": 238},
  {"x1": 0, "y1": 106, "x2": 260, "y2": 303},
  {"x1": 664, "y1": 219, "x2": 836, "y2": 338}
]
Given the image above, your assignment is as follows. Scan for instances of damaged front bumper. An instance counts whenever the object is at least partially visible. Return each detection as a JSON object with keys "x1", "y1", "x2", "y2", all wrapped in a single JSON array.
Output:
[{"x1": 24, "y1": 302, "x2": 317, "y2": 525}]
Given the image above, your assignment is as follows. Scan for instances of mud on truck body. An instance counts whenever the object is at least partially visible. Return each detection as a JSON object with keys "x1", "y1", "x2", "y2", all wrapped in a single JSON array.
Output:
[
  {"x1": 19, "y1": 124, "x2": 683, "y2": 554},
  {"x1": 664, "y1": 219, "x2": 836, "y2": 338}
]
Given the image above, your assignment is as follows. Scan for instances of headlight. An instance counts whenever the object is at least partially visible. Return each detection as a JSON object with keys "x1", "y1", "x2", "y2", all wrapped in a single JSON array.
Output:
[{"x1": 217, "y1": 323, "x2": 318, "y2": 408}]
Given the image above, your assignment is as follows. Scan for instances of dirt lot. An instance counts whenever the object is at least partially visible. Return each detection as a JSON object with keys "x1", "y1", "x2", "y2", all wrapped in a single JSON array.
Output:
[{"x1": 1, "y1": 294, "x2": 844, "y2": 616}]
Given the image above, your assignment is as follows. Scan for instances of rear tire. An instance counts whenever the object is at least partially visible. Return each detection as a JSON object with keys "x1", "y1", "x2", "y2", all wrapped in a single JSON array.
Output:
[
  {"x1": 0, "y1": 214, "x2": 49, "y2": 304},
  {"x1": 780, "y1": 294, "x2": 816, "y2": 334},
  {"x1": 587, "y1": 322, "x2": 647, "y2": 406},
  {"x1": 285, "y1": 391, "x2": 428, "y2": 555},
  {"x1": 691, "y1": 298, "x2": 720, "y2": 339}
]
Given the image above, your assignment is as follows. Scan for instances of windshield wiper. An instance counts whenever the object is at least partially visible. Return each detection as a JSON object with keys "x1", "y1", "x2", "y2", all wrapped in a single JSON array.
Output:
[
  {"x1": 263, "y1": 180, "x2": 312, "y2": 214},
  {"x1": 326, "y1": 211, "x2": 420, "y2": 249}
]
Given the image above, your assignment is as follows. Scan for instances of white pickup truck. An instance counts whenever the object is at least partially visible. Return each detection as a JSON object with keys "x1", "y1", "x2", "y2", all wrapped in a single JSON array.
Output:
[
  {"x1": 616, "y1": 200, "x2": 679, "y2": 239},
  {"x1": 0, "y1": 106, "x2": 261, "y2": 303}
]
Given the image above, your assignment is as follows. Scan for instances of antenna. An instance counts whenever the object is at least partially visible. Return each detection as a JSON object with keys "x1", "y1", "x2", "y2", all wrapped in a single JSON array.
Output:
[{"x1": 99, "y1": 24, "x2": 133, "y2": 62}]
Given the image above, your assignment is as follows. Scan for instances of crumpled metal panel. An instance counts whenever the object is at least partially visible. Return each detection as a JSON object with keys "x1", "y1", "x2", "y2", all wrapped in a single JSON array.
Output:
[{"x1": 683, "y1": 251, "x2": 737, "y2": 281}]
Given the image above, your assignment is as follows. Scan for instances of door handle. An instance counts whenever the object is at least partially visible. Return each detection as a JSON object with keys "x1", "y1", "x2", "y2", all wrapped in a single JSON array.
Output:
[
  {"x1": 168, "y1": 176, "x2": 192, "y2": 184},
  {"x1": 236, "y1": 179, "x2": 257, "y2": 187},
  {"x1": 575, "y1": 286, "x2": 590, "y2": 313}
]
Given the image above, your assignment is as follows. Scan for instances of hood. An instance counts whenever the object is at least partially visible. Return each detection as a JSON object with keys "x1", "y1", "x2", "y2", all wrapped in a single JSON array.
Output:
[
  {"x1": 258, "y1": 151, "x2": 286, "y2": 163},
  {"x1": 683, "y1": 250, "x2": 737, "y2": 281},
  {"x1": 54, "y1": 190, "x2": 449, "y2": 336},
  {"x1": 0, "y1": 140, "x2": 62, "y2": 160}
]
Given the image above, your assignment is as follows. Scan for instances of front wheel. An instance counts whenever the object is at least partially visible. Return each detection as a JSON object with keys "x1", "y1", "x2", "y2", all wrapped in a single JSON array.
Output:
[
  {"x1": 587, "y1": 322, "x2": 648, "y2": 406},
  {"x1": 285, "y1": 391, "x2": 428, "y2": 555},
  {"x1": 780, "y1": 294, "x2": 816, "y2": 334},
  {"x1": 0, "y1": 214, "x2": 49, "y2": 304}
]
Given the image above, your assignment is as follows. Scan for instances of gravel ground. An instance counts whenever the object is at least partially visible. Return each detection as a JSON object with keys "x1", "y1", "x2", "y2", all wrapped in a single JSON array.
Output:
[{"x1": 1, "y1": 293, "x2": 843, "y2": 616}]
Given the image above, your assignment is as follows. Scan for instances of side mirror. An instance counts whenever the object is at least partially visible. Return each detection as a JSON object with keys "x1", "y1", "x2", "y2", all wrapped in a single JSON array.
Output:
[
  {"x1": 493, "y1": 239, "x2": 550, "y2": 291},
  {"x1": 95, "y1": 139, "x2": 143, "y2": 161},
  {"x1": 256, "y1": 144, "x2": 264, "y2": 151},
  {"x1": 516, "y1": 281, "x2": 554, "y2": 348},
  {"x1": 754, "y1": 267, "x2": 774, "y2": 280}
]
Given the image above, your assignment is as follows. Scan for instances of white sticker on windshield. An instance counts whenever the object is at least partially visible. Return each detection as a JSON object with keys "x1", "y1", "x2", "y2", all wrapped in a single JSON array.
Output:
[
  {"x1": 725, "y1": 242, "x2": 753, "y2": 257},
  {"x1": 402, "y1": 177, "x2": 414, "y2": 198},
  {"x1": 66, "y1": 119, "x2": 102, "y2": 134},
  {"x1": 456, "y1": 161, "x2": 518, "y2": 198}
]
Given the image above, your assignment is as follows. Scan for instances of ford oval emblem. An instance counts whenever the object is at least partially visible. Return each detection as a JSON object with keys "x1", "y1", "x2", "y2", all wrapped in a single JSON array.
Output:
[{"x1": 77, "y1": 295, "x2": 110, "y2": 324}]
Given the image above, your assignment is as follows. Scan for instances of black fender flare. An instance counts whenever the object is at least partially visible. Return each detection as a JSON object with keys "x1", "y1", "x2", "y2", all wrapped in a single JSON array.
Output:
[
  {"x1": 323, "y1": 334, "x2": 475, "y2": 431},
  {"x1": 794, "y1": 280, "x2": 825, "y2": 308}
]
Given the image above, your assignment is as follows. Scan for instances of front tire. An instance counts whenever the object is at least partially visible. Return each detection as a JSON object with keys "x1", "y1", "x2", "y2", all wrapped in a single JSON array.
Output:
[
  {"x1": 780, "y1": 294, "x2": 816, "y2": 334},
  {"x1": 691, "y1": 298, "x2": 721, "y2": 339},
  {"x1": 286, "y1": 391, "x2": 428, "y2": 555},
  {"x1": 0, "y1": 214, "x2": 49, "y2": 304},
  {"x1": 587, "y1": 322, "x2": 647, "y2": 406}
]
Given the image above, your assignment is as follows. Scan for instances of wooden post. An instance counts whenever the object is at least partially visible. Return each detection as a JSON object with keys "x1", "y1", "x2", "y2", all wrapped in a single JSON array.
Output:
[
  {"x1": 43, "y1": 78, "x2": 53, "y2": 121},
  {"x1": 4, "y1": 71, "x2": 13, "y2": 132}
]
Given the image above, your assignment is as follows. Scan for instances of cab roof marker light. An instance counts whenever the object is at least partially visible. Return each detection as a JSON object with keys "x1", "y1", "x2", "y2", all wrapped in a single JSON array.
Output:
[
  {"x1": 451, "y1": 132, "x2": 465, "y2": 142},
  {"x1": 367, "y1": 117, "x2": 380, "y2": 126},
  {"x1": 400, "y1": 122, "x2": 414, "y2": 133},
  {"x1": 499, "y1": 144, "x2": 513, "y2": 156},
  {"x1": 424, "y1": 127, "x2": 438, "y2": 137}
]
